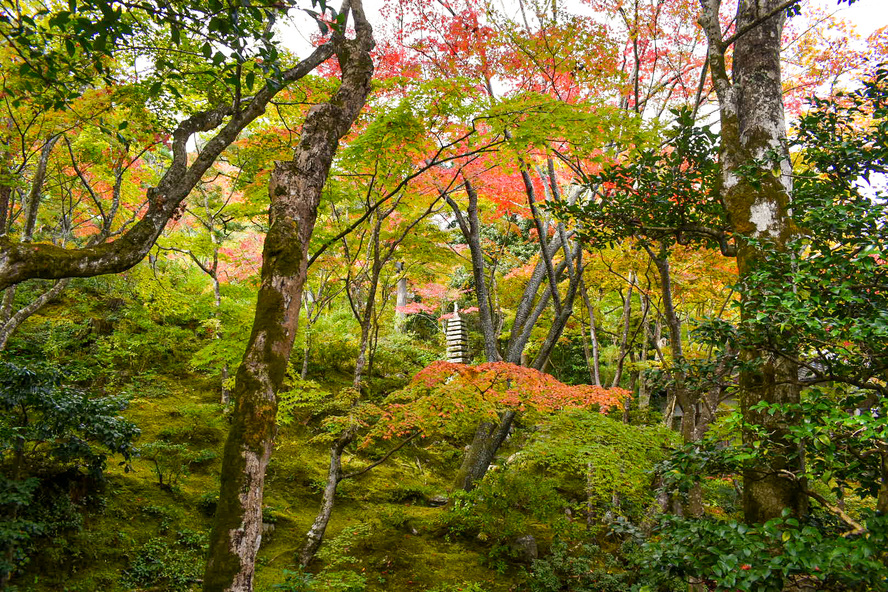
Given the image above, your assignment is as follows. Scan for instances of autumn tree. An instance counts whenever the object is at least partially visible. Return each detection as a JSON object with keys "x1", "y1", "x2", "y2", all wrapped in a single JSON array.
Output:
[
  {"x1": 296, "y1": 360, "x2": 628, "y2": 565},
  {"x1": 0, "y1": 0, "x2": 332, "y2": 290}
]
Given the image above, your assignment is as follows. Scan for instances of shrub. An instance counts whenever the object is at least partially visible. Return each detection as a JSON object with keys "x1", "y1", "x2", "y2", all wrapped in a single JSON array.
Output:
[
  {"x1": 524, "y1": 539, "x2": 632, "y2": 592},
  {"x1": 121, "y1": 530, "x2": 207, "y2": 592},
  {"x1": 0, "y1": 360, "x2": 139, "y2": 478},
  {"x1": 0, "y1": 360, "x2": 138, "y2": 583},
  {"x1": 139, "y1": 441, "x2": 216, "y2": 491},
  {"x1": 197, "y1": 490, "x2": 219, "y2": 517},
  {"x1": 516, "y1": 408, "x2": 676, "y2": 523},
  {"x1": 0, "y1": 476, "x2": 42, "y2": 579},
  {"x1": 272, "y1": 568, "x2": 315, "y2": 592},
  {"x1": 441, "y1": 470, "x2": 566, "y2": 545}
]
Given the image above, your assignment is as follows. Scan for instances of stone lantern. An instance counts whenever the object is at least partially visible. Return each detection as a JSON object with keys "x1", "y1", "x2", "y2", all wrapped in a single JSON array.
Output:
[{"x1": 445, "y1": 304, "x2": 469, "y2": 364}]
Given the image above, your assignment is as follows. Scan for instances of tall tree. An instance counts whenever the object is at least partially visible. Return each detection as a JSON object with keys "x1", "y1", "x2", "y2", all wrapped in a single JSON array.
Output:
[
  {"x1": 698, "y1": 0, "x2": 806, "y2": 523},
  {"x1": 201, "y1": 1, "x2": 375, "y2": 590}
]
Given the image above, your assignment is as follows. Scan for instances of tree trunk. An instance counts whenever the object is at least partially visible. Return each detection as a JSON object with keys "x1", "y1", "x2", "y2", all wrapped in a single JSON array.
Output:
[
  {"x1": 581, "y1": 282, "x2": 602, "y2": 387},
  {"x1": 530, "y1": 244, "x2": 582, "y2": 370},
  {"x1": 353, "y1": 264, "x2": 380, "y2": 390},
  {"x1": 202, "y1": 6, "x2": 373, "y2": 590},
  {"x1": 878, "y1": 452, "x2": 888, "y2": 515},
  {"x1": 611, "y1": 271, "x2": 636, "y2": 388},
  {"x1": 699, "y1": 0, "x2": 806, "y2": 524},
  {"x1": 300, "y1": 330, "x2": 311, "y2": 380},
  {"x1": 299, "y1": 431, "x2": 351, "y2": 567},
  {"x1": 637, "y1": 299, "x2": 651, "y2": 409},
  {"x1": 505, "y1": 233, "x2": 566, "y2": 363},
  {"x1": 395, "y1": 261, "x2": 407, "y2": 330},
  {"x1": 445, "y1": 180, "x2": 501, "y2": 362},
  {"x1": 452, "y1": 409, "x2": 517, "y2": 492}
]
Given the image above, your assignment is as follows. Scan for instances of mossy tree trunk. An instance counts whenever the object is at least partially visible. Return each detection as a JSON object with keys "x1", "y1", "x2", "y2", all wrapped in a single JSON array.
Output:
[
  {"x1": 699, "y1": 0, "x2": 807, "y2": 523},
  {"x1": 201, "y1": 4, "x2": 374, "y2": 590}
]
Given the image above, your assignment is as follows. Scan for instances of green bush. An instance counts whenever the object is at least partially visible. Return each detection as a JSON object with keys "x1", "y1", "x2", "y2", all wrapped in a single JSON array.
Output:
[
  {"x1": 523, "y1": 539, "x2": 633, "y2": 592},
  {"x1": 197, "y1": 490, "x2": 219, "y2": 517},
  {"x1": 516, "y1": 408, "x2": 676, "y2": 523},
  {"x1": 0, "y1": 476, "x2": 43, "y2": 579},
  {"x1": 370, "y1": 332, "x2": 438, "y2": 380},
  {"x1": 0, "y1": 360, "x2": 139, "y2": 478},
  {"x1": 122, "y1": 530, "x2": 207, "y2": 592},
  {"x1": 307, "y1": 308, "x2": 359, "y2": 374},
  {"x1": 272, "y1": 568, "x2": 315, "y2": 592},
  {"x1": 441, "y1": 470, "x2": 566, "y2": 546},
  {"x1": 0, "y1": 360, "x2": 138, "y2": 583},
  {"x1": 641, "y1": 512, "x2": 888, "y2": 591}
]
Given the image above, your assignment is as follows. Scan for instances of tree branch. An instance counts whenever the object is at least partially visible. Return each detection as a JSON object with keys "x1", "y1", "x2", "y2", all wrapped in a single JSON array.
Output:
[
  {"x1": 342, "y1": 432, "x2": 421, "y2": 480},
  {"x1": 722, "y1": 0, "x2": 801, "y2": 50}
]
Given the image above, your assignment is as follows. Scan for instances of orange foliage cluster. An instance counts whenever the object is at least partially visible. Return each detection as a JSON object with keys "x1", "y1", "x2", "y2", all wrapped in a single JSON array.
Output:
[
  {"x1": 373, "y1": 361, "x2": 628, "y2": 441},
  {"x1": 413, "y1": 361, "x2": 627, "y2": 411}
]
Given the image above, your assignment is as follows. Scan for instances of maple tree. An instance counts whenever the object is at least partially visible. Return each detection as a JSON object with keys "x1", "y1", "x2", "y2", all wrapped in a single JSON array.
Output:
[
  {"x1": 288, "y1": 359, "x2": 627, "y2": 566},
  {"x1": 381, "y1": 360, "x2": 627, "y2": 436}
]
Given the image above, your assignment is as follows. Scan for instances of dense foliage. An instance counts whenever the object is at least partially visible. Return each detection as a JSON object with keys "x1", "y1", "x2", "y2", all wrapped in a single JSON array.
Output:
[{"x1": 1, "y1": 0, "x2": 887, "y2": 591}]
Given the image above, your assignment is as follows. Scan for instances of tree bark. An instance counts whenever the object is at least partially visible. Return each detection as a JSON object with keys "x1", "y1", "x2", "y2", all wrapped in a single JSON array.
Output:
[
  {"x1": 637, "y1": 295, "x2": 651, "y2": 408},
  {"x1": 446, "y1": 179, "x2": 502, "y2": 362},
  {"x1": 453, "y1": 409, "x2": 517, "y2": 492},
  {"x1": 699, "y1": 0, "x2": 806, "y2": 523},
  {"x1": 202, "y1": 5, "x2": 374, "y2": 590},
  {"x1": 394, "y1": 261, "x2": 407, "y2": 330},
  {"x1": 530, "y1": 244, "x2": 582, "y2": 370},
  {"x1": 611, "y1": 271, "x2": 636, "y2": 388},
  {"x1": 580, "y1": 281, "x2": 602, "y2": 387}
]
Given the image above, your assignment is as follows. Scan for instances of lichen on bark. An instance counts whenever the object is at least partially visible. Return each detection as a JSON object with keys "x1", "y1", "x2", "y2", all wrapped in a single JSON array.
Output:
[{"x1": 699, "y1": 0, "x2": 806, "y2": 523}]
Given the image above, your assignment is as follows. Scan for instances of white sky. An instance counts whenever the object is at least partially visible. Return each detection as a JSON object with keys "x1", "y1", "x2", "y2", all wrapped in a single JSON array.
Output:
[
  {"x1": 826, "y1": 0, "x2": 888, "y2": 36},
  {"x1": 281, "y1": 0, "x2": 888, "y2": 55}
]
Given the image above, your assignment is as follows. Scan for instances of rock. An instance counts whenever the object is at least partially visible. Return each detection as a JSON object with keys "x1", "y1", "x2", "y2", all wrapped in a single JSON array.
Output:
[
  {"x1": 261, "y1": 522, "x2": 275, "y2": 537},
  {"x1": 427, "y1": 494, "x2": 448, "y2": 507},
  {"x1": 511, "y1": 534, "x2": 538, "y2": 563}
]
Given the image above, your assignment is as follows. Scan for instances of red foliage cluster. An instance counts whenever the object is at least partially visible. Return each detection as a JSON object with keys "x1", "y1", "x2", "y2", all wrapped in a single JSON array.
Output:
[
  {"x1": 413, "y1": 361, "x2": 627, "y2": 411},
  {"x1": 373, "y1": 361, "x2": 628, "y2": 441}
]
